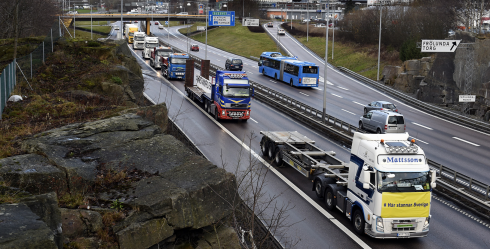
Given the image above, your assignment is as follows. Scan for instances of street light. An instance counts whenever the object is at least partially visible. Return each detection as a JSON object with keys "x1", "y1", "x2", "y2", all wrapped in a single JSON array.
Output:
[
  {"x1": 90, "y1": 4, "x2": 93, "y2": 40},
  {"x1": 223, "y1": 4, "x2": 227, "y2": 11},
  {"x1": 322, "y1": 0, "x2": 330, "y2": 123},
  {"x1": 120, "y1": 0, "x2": 123, "y2": 39},
  {"x1": 307, "y1": 0, "x2": 309, "y2": 42},
  {"x1": 377, "y1": 1, "x2": 383, "y2": 81}
]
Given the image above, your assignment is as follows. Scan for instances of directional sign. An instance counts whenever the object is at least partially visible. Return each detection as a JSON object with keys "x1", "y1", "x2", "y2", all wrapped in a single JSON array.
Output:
[
  {"x1": 165, "y1": 21, "x2": 168, "y2": 25},
  {"x1": 209, "y1": 11, "x2": 235, "y2": 26},
  {"x1": 459, "y1": 95, "x2": 476, "y2": 102},
  {"x1": 242, "y1": 18, "x2": 259, "y2": 27},
  {"x1": 197, "y1": 26, "x2": 206, "y2": 31},
  {"x1": 198, "y1": 4, "x2": 204, "y2": 14},
  {"x1": 421, "y1": 40, "x2": 461, "y2": 52}
]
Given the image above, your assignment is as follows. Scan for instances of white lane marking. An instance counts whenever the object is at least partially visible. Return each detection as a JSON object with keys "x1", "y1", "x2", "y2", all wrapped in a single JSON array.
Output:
[
  {"x1": 248, "y1": 72, "x2": 253, "y2": 75},
  {"x1": 331, "y1": 93, "x2": 343, "y2": 98},
  {"x1": 250, "y1": 118, "x2": 258, "y2": 123},
  {"x1": 132, "y1": 44, "x2": 370, "y2": 249},
  {"x1": 432, "y1": 195, "x2": 490, "y2": 230},
  {"x1": 299, "y1": 92, "x2": 309, "y2": 96},
  {"x1": 319, "y1": 77, "x2": 334, "y2": 85},
  {"x1": 312, "y1": 87, "x2": 322, "y2": 91},
  {"x1": 337, "y1": 86, "x2": 349, "y2": 91},
  {"x1": 452, "y1": 137, "x2": 480, "y2": 147},
  {"x1": 342, "y1": 109, "x2": 356, "y2": 115},
  {"x1": 411, "y1": 122, "x2": 433, "y2": 130},
  {"x1": 353, "y1": 101, "x2": 365, "y2": 106},
  {"x1": 411, "y1": 137, "x2": 429, "y2": 144}
]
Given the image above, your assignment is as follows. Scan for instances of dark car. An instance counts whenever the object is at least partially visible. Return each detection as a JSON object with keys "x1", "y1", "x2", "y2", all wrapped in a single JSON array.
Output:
[
  {"x1": 267, "y1": 22, "x2": 273, "y2": 27},
  {"x1": 190, "y1": 44, "x2": 199, "y2": 51},
  {"x1": 364, "y1": 101, "x2": 398, "y2": 114},
  {"x1": 225, "y1": 58, "x2": 243, "y2": 71}
]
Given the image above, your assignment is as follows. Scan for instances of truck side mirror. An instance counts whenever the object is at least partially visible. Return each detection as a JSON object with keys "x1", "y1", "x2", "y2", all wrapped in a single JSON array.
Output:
[
  {"x1": 363, "y1": 171, "x2": 371, "y2": 189},
  {"x1": 251, "y1": 87, "x2": 254, "y2": 97},
  {"x1": 430, "y1": 170, "x2": 437, "y2": 188},
  {"x1": 258, "y1": 61, "x2": 262, "y2": 66}
]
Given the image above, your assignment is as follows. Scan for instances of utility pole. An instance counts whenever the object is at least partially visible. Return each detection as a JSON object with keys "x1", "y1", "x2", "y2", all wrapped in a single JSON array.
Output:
[
  {"x1": 377, "y1": 2, "x2": 382, "y2": 81},
  {"x1": 91, "y1": 5, "x2": 93, "y2": 40},
  {"x1": 13, "y1": 3, "x2": 19, "y2": 60},
  {"x1": 307, "y1": 0, "x2": 309, "y2": 42},
  {"x1": 120, "y1": 0, "x2": 123, "y2": 39},
  {"x1": 205, "y1": 3, "x2": 208, "y2": 60},
  {"x1": 322, "y1": 0, "x2": 330, "y2": 123},
  {"x1": 74, "y1": 4, "x2": 76, "y2": 38}
]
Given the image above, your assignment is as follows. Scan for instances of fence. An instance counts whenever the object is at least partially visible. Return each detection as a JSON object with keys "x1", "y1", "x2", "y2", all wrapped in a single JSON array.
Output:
[{"x1": 0, "y1": 21, "x2": 62, "y2": 120}]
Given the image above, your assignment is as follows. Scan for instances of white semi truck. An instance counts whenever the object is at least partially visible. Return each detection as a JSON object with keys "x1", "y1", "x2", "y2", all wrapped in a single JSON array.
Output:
[
  {"x1": 132, "y1": 32, "x2": 146, "y2": 50},
  {"x1": 260, "y1": 131, "x2": 435, "y2": 238},
  {"x1": 143, "y1": 37, "x2": 159, "y2": 59}
]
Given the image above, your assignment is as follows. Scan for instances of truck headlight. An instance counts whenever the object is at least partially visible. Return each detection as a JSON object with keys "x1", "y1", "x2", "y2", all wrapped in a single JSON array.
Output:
[
  {"x1": 422, "y1": 217, "x2": 430, "y2": 231},
  {"x1": 222, "y1": 110, "x2": 226, "y2": 116},
  {"x1": 246, "y1": 111, "x2": 249, "y2": 115},
  {"x1": 376, "y1": 217, "x2": 384, "y2": 232}
]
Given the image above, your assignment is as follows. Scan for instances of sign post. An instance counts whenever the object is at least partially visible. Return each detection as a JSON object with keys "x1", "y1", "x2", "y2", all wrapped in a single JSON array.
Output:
[
  {"x1": 421, "y1": 40, "x2": 462, "y2": 52},
  {"x1": 208, "y1": 11, "x2": 235, "y2": 26},
  {"x1": 242, "y1": 18, "x2": 259, "y2": 27}
]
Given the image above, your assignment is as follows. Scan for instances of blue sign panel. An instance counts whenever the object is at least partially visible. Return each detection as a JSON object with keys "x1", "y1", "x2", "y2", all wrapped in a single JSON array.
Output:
[
  {"x1": 272, "y1": 3, "x2": 276, "y2": 8},
  {"x1": 208, "y1": 11, "x2": 235, "y2": 26},
  {"x1": 156, "y1": 2, "x2": 163, "y2": 6},
  {"x1": 165, "y1": 21, "x2": 169, "y2": 25}
]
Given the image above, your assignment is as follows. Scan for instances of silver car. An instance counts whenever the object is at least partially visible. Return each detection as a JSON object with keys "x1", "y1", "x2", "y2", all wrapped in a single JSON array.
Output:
[
  {"x1": 364, "y1": 101, "x2": 398, "y2": 114},
  {"x1": 359, "y1": 110, "x2": 406, "y2": 134}
]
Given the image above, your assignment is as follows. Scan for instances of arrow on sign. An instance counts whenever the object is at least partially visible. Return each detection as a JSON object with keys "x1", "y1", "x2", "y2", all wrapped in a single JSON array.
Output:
[{"x1": 450, "y1": 41, "x2": 457, "y2": 51}]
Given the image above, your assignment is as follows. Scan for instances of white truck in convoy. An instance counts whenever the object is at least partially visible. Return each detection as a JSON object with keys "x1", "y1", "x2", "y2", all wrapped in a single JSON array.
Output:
[
  {"x1": 133, "y1": 32, "x2": 146, "y2": 49},
  {"x1": 260, "y1": 131, "x2": 435, "y2": 238},
  {"x1": 143, "y1": 37, "x2": 159, "y2": 59}
]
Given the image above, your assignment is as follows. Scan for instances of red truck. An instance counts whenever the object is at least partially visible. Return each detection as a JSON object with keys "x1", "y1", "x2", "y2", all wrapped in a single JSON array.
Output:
[{"x1": 150, "y1": 46, "x2": 173, "y2": 69}]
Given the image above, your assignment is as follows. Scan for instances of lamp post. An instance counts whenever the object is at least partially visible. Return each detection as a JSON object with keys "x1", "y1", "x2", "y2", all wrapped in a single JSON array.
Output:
[
  {"x1": 291, "y1": 3, "x2": 293, "y2": 29},
  {"x1": 205, "y1": 3, "x2": 208, "y2": 60},
  {"x1": 322, "y1": 0, "x2": 330, "y2": 123},
  {"x1": 74, "y1": 4, "x2": 76, "y2": 38},
  {"x1": 224, "y1": 4, "x2": 227, "y2": 11},
  {"x1": 120, "y1": 0, "x2": 123, "y2": 39},
  {"x1": 90, "y1": 4, "x2": 93, "y2": 40},
  {"x1": 307, "y1": 0, "x2": 309, "y2": 42},
  {"x1": 377, "y1": 1, "x2": 383, "y2": 81}
]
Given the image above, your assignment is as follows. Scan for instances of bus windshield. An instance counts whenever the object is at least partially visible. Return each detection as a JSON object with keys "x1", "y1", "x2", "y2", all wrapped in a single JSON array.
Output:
[
  {"x1": 378, "y1": 171, "x2": 431, "y2": 192},
  {"x1": 303, "y1": 66, "x2": 318, "y2": 74}
]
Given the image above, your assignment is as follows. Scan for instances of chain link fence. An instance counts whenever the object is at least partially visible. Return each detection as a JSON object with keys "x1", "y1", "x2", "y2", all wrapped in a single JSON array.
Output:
[{"x1": 0, "y1": 20, "x2": 62, "y2": 120}]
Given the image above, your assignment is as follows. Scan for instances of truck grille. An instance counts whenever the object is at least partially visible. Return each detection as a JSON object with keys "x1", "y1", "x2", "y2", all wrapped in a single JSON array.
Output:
[
  {"x1": 227, "y1": 111, "x2": 244, "y2": 118},
  {"x1": 231, "y1": 103, "x2": 247, "y2": 108},
  {"x1": 392, "y1": 227, "x2": 416, "y2": 232}
]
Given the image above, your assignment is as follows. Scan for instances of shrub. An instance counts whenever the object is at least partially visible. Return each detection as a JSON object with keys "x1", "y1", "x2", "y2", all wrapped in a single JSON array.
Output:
[
  {"x1": 87, "y1": 41, "x2": 100, "y2": 47},
  {"x1": 399, "y1": 39, "x2": 424, "y2": 61},
  {"x1": 111, "y1": 76, "x2": 122, "y2": 85}
]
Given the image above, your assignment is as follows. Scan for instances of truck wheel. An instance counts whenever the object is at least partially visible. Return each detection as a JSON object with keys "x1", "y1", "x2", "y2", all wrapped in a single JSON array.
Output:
[
  {"x1": 242, "y1": 118, "x2": 248, "y2": 122},
  {"x1": 353, "y1": 209, "x2": 365, "y2": 235},
  {"x1": 314, "y1": 180, "x2": 324, "y2": 199},
  {"x1": 273, "y1": 146, "x2": 283, "y2": 167},
  {"x1": 150, "y1": 60, "x2": 153, "y2": 67},
  {"x1": 207, "y1": 101, "x2": 212, "y2": 114},
  {"x1": 214, "y1": 108, "x2": 219, "y2": 121},
  {"x1": 204, "y1": 100, "x2": 208, "y2": 112},
  {"x1": 260, "y1": 137, "x2": 268, "y2": 155},
  {"x1": 324, "y1": 187, "x2": 335, "y2": 210}
]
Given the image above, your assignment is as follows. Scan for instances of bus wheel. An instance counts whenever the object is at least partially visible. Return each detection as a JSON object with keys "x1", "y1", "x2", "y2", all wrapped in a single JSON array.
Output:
[
  {"x1": 262, "y1": 69, "x2": 266, "y2": 76},
  {"x1": 274, "y1": 74, "x2": 278, "y2": 81},
  {"x1": 290, "y1": 79, "x2": 293, "y2": 87}
]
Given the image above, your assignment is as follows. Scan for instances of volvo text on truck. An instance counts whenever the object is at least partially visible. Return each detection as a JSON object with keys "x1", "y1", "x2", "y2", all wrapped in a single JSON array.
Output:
[
  {"x1": 260, "y1": 131, "x2": 435, "y2": 238},
  {"x1": 186, "y1": 71, "x2": 253, "y2": 121}
]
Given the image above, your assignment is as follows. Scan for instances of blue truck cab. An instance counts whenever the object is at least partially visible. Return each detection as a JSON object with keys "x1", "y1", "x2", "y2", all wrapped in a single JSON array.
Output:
[
  {"x1": 186, "y1": 71, "x2": 253, "y2": 121},
  {"x1": 161, "y1": 53, "x2": 189, "y2": 80}
]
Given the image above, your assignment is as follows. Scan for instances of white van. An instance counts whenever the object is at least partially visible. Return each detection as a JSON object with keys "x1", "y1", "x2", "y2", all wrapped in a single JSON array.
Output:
[{"x1": 359, "y1": 110, "x2": 406, "y2": 134}]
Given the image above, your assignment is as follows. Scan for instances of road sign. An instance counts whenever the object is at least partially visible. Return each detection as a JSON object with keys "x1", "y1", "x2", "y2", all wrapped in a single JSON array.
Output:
[
  {"x1": 421, "y1": 40, "x2": 461, "y2": 52},
  {"x1": 209, "y1": 11, "x2": 235, "y2": 26},
  {"x1": 242, "y1": 18, "x2": 259, "y2": 27},
  {"x1": 459, "y1": 95, "x2": 476, "y2": 102},
  {"x1": 197, "y1": 26, "x2": 206, "y2": 31},
  {"x1": 198, "y1": 4, "x2": 204, "y2": 14},
  {"x1": 165, "y1": 21, "x2": 169, "y2": 25}
]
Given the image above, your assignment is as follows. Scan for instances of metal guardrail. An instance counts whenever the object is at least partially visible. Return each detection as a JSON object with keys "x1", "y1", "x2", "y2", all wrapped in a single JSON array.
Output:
[
  {"x1": 153, "y1": 34, "x2": 490, "y2": 216},
  {"x1": 338, "y1": 67, "x2": 490, "y2": 134}
]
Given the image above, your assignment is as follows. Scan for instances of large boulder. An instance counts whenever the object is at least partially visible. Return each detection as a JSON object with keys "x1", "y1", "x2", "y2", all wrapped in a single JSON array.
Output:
[
  {"x1": 0, "y1": 203, "x2": 57, "y2": 249},
  {"x1": 0, "y1": 154, "x2": 67, "y2": 194},
  {"x1": 196, "y1": 225, "x2": 241, "y2": 249},
  {"x1": 60, "y1": 208, "x2": 103, "y2": 238},
  {"x1": 116, "y1": 217, "x2": 173, "y2": 249}
]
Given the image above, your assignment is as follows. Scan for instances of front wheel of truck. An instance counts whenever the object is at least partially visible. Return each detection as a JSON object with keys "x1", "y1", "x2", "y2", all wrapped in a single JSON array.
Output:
[{"x1": 353, "y1": 209, "x2": 365, "y2": 235}]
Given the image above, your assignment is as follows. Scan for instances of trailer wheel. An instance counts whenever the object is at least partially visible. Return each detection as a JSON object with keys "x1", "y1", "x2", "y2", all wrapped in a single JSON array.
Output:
[
  {"x1": 260, "y1": 137, "x2": 268, "y2": 155},
  {"x1": 324, "y1": 187, "x2": 335, "y2": 210},
  {"x1": 204, "y1": 100, "x2": 208, "y2": 112},
  {"x1": 150, "y1": 60, "x2": 153, "y2": 67},
  {"x1": 267, "y1": 142, "x2": 275, "y2": 159},
  {"x1": 353, "y1": 209, "x2": 365, "y2": 235},
  {"x1": 314, "y1": 180, "x2": 324, "y2": 199},
  {"x1": 273, "y1": 146, "x2": 283, "y2": 167}
]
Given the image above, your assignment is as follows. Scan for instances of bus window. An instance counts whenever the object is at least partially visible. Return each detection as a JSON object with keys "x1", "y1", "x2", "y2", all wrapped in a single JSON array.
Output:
[{"x1": 303, "y1": 66, "x2": 318, "y2": 74}]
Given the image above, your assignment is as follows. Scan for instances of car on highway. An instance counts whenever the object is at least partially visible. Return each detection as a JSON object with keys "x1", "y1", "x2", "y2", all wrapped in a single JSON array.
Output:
[
  {"x1": 114, "y1": 26, "x2": 120, "y2": 30},
  {"x1": 359, "y1": 110, "x2": 406, "y2": 134},
  {"x1": 225, "y1": 58, "x2": 243, "y2": 71},
  {"x1": 364, "y1": 101, "x2": 398, "y2": 114},
  {"x1": 190, "y1": 44, "x2": 199, "y2": 51},
  {"x1": 177, "y1": 12, "x2": 188, "y2": 15},
  {"x1": 277, "y1": 29, "x2": 285, "y2": 35},
  {"x1": 155, "y1": 21, "x2": 159, "y2": 25},
  {"x1": 158, "y1": 24, "x2": 164, "y2": 29},
  {"x1": 448, "y1": 29, "x2": 455, "y2": 36},
  {"x1": 267, "y1": 22, "x2": 273, "y2": 27}
]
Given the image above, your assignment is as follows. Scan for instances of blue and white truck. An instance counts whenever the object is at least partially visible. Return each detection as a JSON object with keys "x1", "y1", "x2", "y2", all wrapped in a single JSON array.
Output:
[
  {"x1": 185, "y1": 71, "x2": 253, "y2": 121},
  {"x1": 160, "y1": 53, "x2": 189, "y2": 80},
  {"x1": 260, "y1": 131, "x2": 435, "y2": 238}
]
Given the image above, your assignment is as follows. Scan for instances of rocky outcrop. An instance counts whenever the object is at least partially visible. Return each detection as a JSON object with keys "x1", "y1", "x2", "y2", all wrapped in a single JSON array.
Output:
[{"x1": 0, "y1": 103, "x2": 240, "y2": 249}]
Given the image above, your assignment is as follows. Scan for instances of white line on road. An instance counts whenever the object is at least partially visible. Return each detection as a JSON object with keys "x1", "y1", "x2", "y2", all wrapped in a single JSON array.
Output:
[
  {"x1": 249, "y1": 118, "x2": 258, "y2": 123},
  {"x1": 337, "y1": 86, "x2": 349, "y2": 91},
  {"x1": 299, "y1": 92, "x2": 309, "y2": 96},
  {"x1": 411, "y1": 122, "x2": 433, "y2": 130},
  {"x1": 452, "y1": 137, "x2": 480, "y2": 147},
  {"x1": 412, "y1": 138, "x2": 429, "y2": 144},
  {"x1": 353, "y1": 101, "x2": 365, "y2": 106},
  {"x1": 312, "y1": 87, "x2": 322, "y2": 91},
  {"x1": 331, "y1": 93, "x2": 343, "y2": 98},
  {"x1": 341, "y1": 109, "x2": 356, "y2": 115}
]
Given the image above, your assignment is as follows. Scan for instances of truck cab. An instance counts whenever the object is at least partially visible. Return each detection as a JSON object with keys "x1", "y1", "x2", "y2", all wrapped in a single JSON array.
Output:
[
  {"x1": 133, "y1": 32, "x2": 146, "y2": 49},
  {"x1": 143, "y1": 37, "x2": 159, "y2": 59},
  {"x1": 211, "y1": 71, "x2": 252, "y2": 121},
  {"x1": 125, "y1": 24, "x2": 138, "y2": 44},
  {"x1": 150, "y1": 46, "x2": 173, "y2": 69},
  {"x1": 161, "y1": 53, "x2": 189, "y2": 80}
]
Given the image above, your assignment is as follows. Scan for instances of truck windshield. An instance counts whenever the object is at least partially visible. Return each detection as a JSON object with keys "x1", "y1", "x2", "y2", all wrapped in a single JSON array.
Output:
[
  {"x1": 157, "y1": 51, "x2": 172, "y2": 57},
  {"x1": 223, "y1": 80, "x2": 250, "y2": 98},
  {"x1": 171, "y1": 58, "x2": 187, "y2": 64},
  {"x1": 146, "y1": 43, "x2": 158, "y2": 48},
  {"x1": 378, "y1": 171, "x2": 431, "y2": 192},
  {"x1": 134, "y1": 36, "x2": 145, "y2": 41},
  {"x1": 129, "y1": 32, "x2": 134, "y2": 36}
]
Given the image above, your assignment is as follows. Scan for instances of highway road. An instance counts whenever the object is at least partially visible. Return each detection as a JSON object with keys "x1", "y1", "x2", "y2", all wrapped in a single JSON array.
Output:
[
  {"x1": 107, "y1": 25, "x2": 490, "y2": 248},
  {"x1": 146, "y1": 22, "x2": 490, "y2": 188}
]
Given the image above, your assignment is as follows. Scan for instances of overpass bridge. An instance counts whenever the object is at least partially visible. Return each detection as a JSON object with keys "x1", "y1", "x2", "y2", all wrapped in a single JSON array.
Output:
[{"x1": 63, "y1": 14, "x2": 208, "y2": 35}]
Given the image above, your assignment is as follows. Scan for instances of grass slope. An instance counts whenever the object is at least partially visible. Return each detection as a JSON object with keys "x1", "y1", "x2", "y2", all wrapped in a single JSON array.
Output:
[
  {"x1": 74, "y1": 21, "x2": 113, "y2": 34},
  {"x1": 188, "y1": 23, "x2": 284, "y2": 60}
]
